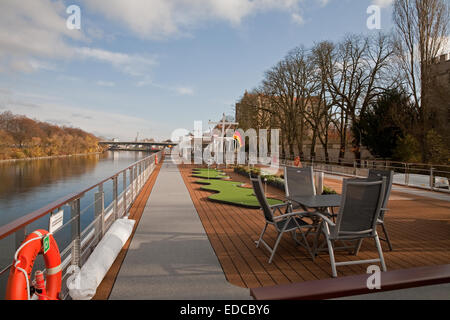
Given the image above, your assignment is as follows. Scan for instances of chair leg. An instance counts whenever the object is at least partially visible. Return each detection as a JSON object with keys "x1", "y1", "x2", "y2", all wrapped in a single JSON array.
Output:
[
  {"x1": 326, "y1": 237, "x2": 337, "y2": 277},
  {"x1": 374, "y1": 234, "x2": 387, "y2": 272},
  {"x1": 380, "y1": 222, "x2": 393, "y2": 251},
  {"x1": 256, "y1": 223, "x2": 268, "y2": 248},
  {"x1": 318, "y1": 222, "x2": 337, "y2": 277},
  {"x1": 269, "y1": 232, "x2": 284, "y2": 264},
  {"x1": 296, "y1": 227, "x2": 313, "y2": 259},
  {"x1": 312, "y1": 220, "x2": 323, "y2": 261},
  {"x1": 354, "y1": 239, "x2": 363, "y2": 255},
  {"x1": 268, "y1": 218, "x2": 292, "y2": 264}
]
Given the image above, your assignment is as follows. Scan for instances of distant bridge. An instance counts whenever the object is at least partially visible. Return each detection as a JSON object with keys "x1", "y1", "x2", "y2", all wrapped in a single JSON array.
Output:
[
  {"x1": 99, "y1": 141, "x2": 177, "y2": 151},
  {"x1": 99, "y1": 141, "x2": 176, "y2": 147}
]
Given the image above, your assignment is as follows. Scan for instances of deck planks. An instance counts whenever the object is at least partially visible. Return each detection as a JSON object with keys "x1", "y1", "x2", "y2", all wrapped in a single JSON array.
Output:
[{"x1": 179, "y1": 165, "x2": 450, "y2": 289}]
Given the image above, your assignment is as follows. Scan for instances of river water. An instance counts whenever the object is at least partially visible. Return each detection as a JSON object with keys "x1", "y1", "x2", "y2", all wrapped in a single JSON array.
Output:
[{"x1": 0, "y1": 150, "x2": 151, "y2": 294}]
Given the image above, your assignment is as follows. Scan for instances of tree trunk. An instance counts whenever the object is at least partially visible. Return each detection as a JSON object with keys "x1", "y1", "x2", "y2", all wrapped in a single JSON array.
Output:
[
  {"x1": 352, "y1": 118, "x2": 361, "y2": 167},
  {"x1": 322, "y1": 133, "x2": 329, "y2": 164},
  {"x1": 297, "y1": 117, "x2": 305, "y2": 160},
  {"x1": 310, "y1": 131, "x2": 317, "y2": 161},
  {"x1": 354, "y1": 149, "x2": 361, "y2": 167},
  {"x1": 288, "y1": 141, "x2": 295, "y2": 160},
  {"x1": 339, "y1": 130, "x2": 346, "y2": 164},
  {"x1": 280, "y1": 136, "x2": 286, "y2": 160}
]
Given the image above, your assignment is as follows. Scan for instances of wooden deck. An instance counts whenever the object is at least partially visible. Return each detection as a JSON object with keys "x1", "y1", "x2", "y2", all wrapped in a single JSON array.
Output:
[{"x1": 179, "y1": 165, "x2": 450, "y2": 289}]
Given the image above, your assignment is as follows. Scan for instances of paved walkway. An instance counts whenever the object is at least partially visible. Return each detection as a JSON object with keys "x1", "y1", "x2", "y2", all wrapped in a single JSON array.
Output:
[{"x1": 109, "y1": 156, "x2": 250, "y2": 300}]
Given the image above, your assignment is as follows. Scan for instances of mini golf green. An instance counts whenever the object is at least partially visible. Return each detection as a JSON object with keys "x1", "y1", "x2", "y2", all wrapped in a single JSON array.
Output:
[
  {"x1": 196, "y1": 179, "x2": 283, "y2": 208},
  {"x1": 192, "y1": 168, "x2": 229, "y2": 179}
]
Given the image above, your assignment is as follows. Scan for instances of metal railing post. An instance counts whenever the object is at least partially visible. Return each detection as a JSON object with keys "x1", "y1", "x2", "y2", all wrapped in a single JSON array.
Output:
[
  {"x1": 94, "y1": 185, "x2": 105, "y2": 239},
  {"x1": 406, "y1": 164, "x2": 410, "y2": 185},
  {"x1": 404, "y1": 163, "x2": 407, "y2": 185},
  {"x1": 129, "y1": 167, "x2": 134, "y2": 204},
  {"x1": 142, "y1": 160, "x2": 145, "y2": 182},
  {"x1": 132, "y1": 165, "x2": 136, "y2": 201},
  {"x1": 123, "y1": 171, "x2": 127, "y2": 216},
  {"x1": 132, "y1": 166, "x2": 136, "y2": 198},
  {"x1": 142, "y1": 160, "x2": 146, "y2": 182},
  {"x1": 113, "y1": 176, "x2": 118, "y2": 220},
  {"x1": 138, "y1": 162, "x2": 142, "y2": 190},
  {"x1": 136, "y1": 162, "x2": 139, "y2": 192},
  {"x1": 143, "y1": 160, "x2": 146, "y2": 180},
  {"x1": 430, "y1": 167, "x2": 435, "y2": 191},
  {"x1": 135, "y1": 163, "x2": 139, "y2": 193},
  {"x1": 144, "y1": 160, "x2": 147, "y2": 179},
  {"x1": 142, "y1": 161, "x2": 145, "y2": 185},
  {"x1": 70, "y1": 198, "x2": 81, "y2": 268},
  {"x1": 145, "y1": 159, "x2": 147, "y2": 180}
]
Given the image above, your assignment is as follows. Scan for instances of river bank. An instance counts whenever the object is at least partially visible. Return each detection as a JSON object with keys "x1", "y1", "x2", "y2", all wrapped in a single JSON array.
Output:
[{"x1": 0, "y1": 151, "x2": 106, "y2": 163}]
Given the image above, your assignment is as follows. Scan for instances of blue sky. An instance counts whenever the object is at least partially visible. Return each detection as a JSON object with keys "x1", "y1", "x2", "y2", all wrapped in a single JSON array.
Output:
[{"x1": 0, "y1": 0, "x2": 396, "y2": 140}]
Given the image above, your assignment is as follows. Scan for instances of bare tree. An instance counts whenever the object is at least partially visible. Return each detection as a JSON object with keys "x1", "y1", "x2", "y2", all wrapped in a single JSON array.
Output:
[
  {"x1": 309, "y1": 42, "x2": 340, "y2": 163},
  {"x1": 287, "y1": 47, "x2": 321, "y2": 160},
  {"x1": 320, "y1": 33, "x2": 395, "y2": 163},
  {"x1": 393, "y1": 0, "x2": 450, "y2": 161},
  {"x1": 258, "y1": 48, "x2": 310, "y2": 159}
]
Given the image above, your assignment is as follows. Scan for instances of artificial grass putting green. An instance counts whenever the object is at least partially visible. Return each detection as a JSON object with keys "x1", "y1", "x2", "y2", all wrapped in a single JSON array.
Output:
[
  {"x1": 192, "y1": 168, "x2": 229, "y2": 179},
  {"x1": 196, "y1": 179, "x2": 283, "y2": 208}
]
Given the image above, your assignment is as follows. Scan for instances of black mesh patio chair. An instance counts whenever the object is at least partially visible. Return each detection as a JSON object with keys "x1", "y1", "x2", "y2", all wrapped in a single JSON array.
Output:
[
  {"x1": 311, "y1": 178, "x2": 387, "y2": 277},
  {"x1": 368, "y1": 169, "x2": 394, "y2": 251},
  {"x1": 250, "y1": 175, "x2": 314, "y2": 263},
  {"x1": 284, "y1": 166, "x2": 316, "y2": 211}
]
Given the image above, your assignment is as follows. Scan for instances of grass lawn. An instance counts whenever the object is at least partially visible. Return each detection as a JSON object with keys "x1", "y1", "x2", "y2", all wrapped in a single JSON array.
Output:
[
  {"x1": 196, "y1": 179, "x2": 283, "y2": 208},
  {"x1": 192, "y1": 168, "x2": 229, "y2": 179}
]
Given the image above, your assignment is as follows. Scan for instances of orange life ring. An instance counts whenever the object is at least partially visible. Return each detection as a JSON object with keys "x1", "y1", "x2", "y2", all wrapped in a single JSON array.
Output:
[{"x1": 5, "y1": 230, "x2": 62, "y2": 300}]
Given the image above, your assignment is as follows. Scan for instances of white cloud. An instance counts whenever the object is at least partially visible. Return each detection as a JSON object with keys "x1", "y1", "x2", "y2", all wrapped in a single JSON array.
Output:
[
  {"x1": 82, "y1": 0, "x2": 324, "y2": 39},
  {"x1": 0, "y1": 0, "x2": 84, "y2": 72},
  {"x1": 0, "y1": 0, "x2": 158, "y2": 77},
  {"x1": 0, "y1": 88, "x2": 169, "y2": 140},
  {"x1": 0, "y1": 0, "x2": 332, "y2": 73},
  {"x1": 75, "y1": 47, "x2": 158, "y2": 76},
  {"x1": 372, "y1": 0, "x2": 394, "y2": 8},
  {"x1": 292, "y1": 13, "x2": 305, "y2": 25}
]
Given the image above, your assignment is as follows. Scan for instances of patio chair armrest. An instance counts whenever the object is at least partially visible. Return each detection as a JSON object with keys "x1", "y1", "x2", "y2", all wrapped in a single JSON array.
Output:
[
  {"x1": 309, "y1": 211, "x2": 336, "y2": 226},
  {"x1": 269, "y1": 203, "x2": 289, "y2": 209},
  {"x1": 273, "y1": 211, "x2": 310, "y2": 221}
]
